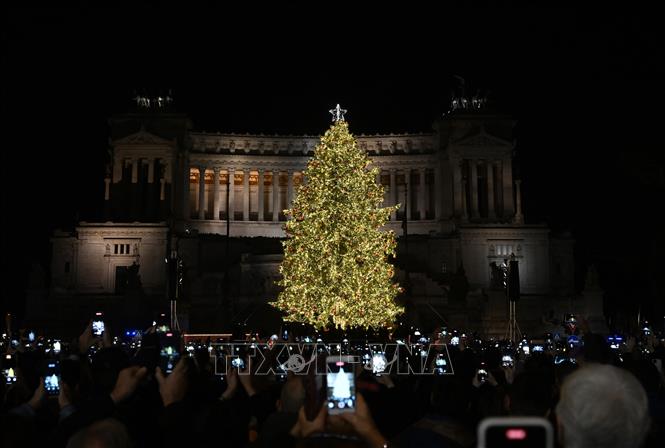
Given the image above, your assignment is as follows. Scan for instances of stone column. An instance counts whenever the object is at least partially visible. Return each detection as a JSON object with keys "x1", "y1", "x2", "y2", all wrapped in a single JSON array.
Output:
[
  {"x1": 502, "y1": 157, "x2": 514, "y2": 218},
  {"x1": 404, "y1": 169, "x2": 412, "y2": 220},
  {"x1": 272, "y1": 170, "x2": 280, "y2": 222},
  {"x1": 470, "y1": 159, "x2": 479, "y2": 218},
  {"x1": 242, "y1": 169, "x2": 250, "y2": 221},
  {"x1": 104, "y1": 177, "x2": 111, "y2": 201},
  {"x1": 131, "y1": 158, "x2": 139, "y2": 183},
  {"x1": 198, "y1": 166, "x2": 206, "y2": 220},
  {"x1": 390, "y1": 169, "x2": 397, "y2": 220},
  {"x1": 267, "y1": 173, "x2": 273, "y2": 219},
  {"x1": 287, "y1": 170, "x2": 294, "y2": 208},
  {"x1": 147, "y1": 158, "x2": 155, "y2": 183},
  {"x1": 258, "y1": 169, "x2": 265, "y2": 221},
  {"x1": 487, "y1": 162, "x2": 496, "y2": 219},
  {"x1": 160, "y1": 176, "x2": 166, "y2": 201},
  {"x1": 461, "y1": 174, "x2": 469, "y2": 222},
  {"x1": 113, "y1": 158, "x2": 122, "y2": 183},
  {"x1": 419, "y1": 167, "x2": 427, "y2": 220},
  {"x1": 434, "y1": 163, "x2": 442, "y2": 220},
  {"x1": 514, "y1": 179, "x2": 524, "y2": 224},
  {"x1": 228, "y1": 168, "x2": 235, "y2": 221},
  {"x1": 453, "y1": 159, "x2": 463, "y2": 217},
  {"x1": 212, "y1": 167, "x2": 220, "y2": 220}
]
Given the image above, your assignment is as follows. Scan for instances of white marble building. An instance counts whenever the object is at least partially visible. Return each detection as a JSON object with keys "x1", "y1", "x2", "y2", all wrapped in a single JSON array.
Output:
[{"x1": 49, "y1": 103, "x2": 574, "y2": 331}]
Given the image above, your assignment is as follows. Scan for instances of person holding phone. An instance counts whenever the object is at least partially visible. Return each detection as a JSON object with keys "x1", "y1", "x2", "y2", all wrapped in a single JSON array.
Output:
[{"x1": 289, "y1": 393, "x2": 389, "y2": 448}]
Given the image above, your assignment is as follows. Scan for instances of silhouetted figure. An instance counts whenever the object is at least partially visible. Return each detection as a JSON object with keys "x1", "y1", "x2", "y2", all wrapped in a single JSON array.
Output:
[
  {"x1": 127, "y1": 262, "x2": 142, "y2": 291},
  {"x1": 449, "y1": 265, "x2": 469, "y2": 303}
]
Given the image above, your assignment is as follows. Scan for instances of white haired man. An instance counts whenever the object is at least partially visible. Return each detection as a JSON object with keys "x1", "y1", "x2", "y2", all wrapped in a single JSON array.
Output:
[{"x1": 556, "y1": 364, "x2": 651, "y2": 448}]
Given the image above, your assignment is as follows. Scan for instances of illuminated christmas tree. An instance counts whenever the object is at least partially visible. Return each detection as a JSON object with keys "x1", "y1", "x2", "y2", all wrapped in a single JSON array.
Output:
[{"x1": 273, "y1": 105, "x2": 404, "y2": 330}]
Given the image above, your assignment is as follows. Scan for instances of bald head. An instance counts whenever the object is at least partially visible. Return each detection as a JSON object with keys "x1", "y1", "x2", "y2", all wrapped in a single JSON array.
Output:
[{"x1": 555, "y1": 364, "x2": 650, "y2": 448}]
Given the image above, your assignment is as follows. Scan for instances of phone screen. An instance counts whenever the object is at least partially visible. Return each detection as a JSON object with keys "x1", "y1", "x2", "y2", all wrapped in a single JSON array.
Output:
[
  {"x1": 450, "y1": 336, "x2": 460, "y2": 346},
  {"x1": 92, "y1": 312, "x2": 105, "y2": 336},
  {"x1": 45, "y1": 361, "x2": 60, "y2": 395},
  {"x1": 502, "y1": 355, "x2": 514, "y2": 367},
  {"x1": 434, "y1": 354, "x2": 448, "y2": 375},
  {"x1": 3, "y1": 354, "x2": 17, "y2": 384},
  {"x1": 159, "y1": 333, "x2": 180, "y2": 375},
  {"x1": 231, "y1": 357, "x2": 245, "y2": 369},
  {"x1": 326, "y1": 357, "x2": 356, "y2": 414},
  {"x1": 371, "y1": 353, "x2": 387, "y2": 375}
]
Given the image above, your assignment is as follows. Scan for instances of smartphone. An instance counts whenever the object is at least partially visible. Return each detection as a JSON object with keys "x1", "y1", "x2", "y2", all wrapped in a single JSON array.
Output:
[
  {"x1": 44, "y1": 361, "x2": 61, "y2": 396},
  {"x1": 502, "y1": 355, "x2": 514, "y2": 368},
  {"x1": 477, "y1": 363, "x2": 488, "y2": 383},
  {"x1": 155, "y1": 313, "x2": 170, "y2": 333},
  {"x1": 450, "y1": 336, "x2": 460, "y2": 346},
  {"x1": 159, "y1": 332, "x2": 181, "y2": 374},
  {"x1": 92, "y1": 312, "x2": 105, "y2": 336},
  {"x1": 532, "y1": 345, "x2": 544, "y2": 353},
  {"x1": 434, "y1": 353, "x2": 448, "y2": 375},
  {"x1": 371, "y1": 352, "x2": 387, "y2": 376},
  {"x1": 477, "y1": 417, "x2": 554, "y2": 448},
  {"x1": 3, "y1": 354, "x2": 17, "y2": 384},
  {"x1": 28, "y1": 331, "x2": 35, "y2": 342},
  {"x1": 326, "y1": 355, "x2": 356, "y2": 414},
  {"x1": 230, "y1": 357, "x2": 246, "y2": 370}
]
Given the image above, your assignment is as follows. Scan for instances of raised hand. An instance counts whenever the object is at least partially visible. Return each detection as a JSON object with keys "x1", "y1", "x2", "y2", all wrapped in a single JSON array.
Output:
[
  {"x1": 221, "y1": 365, "x2": 239, "y2": 400},
  {"x1": 78, "y1": 321, "x2": 96, "y2": 354},
  {"x1": 155, "y1": 358, "x2": 189, "y2": 407},
  {"x1": 338, "y1": 394, "x2": 387, "y2": 448},
  {"x1": 237, "y1": 359, "x2": 256, "y2": 397},
  {"x1": 110, "y1": 366, "x2": 148, "y2": 404},
  {"x1": 28, "y1": 378, "x2": 46, "y2": 410},
  {"x1": 290, "y1": 402, "x2": 327, "y2": 439}
]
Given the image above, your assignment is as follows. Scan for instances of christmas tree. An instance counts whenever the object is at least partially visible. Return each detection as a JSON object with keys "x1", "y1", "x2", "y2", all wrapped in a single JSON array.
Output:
[{"x1": 273, "y1": 105, "x2": 404, "y2": 330}]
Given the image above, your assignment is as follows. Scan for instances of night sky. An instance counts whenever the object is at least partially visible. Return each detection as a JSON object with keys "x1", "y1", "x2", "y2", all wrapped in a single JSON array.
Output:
[{"x1": 2, "y1": 4, "x2": 664, "y2": 321}]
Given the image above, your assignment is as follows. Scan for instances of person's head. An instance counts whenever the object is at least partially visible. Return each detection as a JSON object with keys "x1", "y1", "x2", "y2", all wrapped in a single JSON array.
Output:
[
  {"x1": 579, "y1": 333, "x2": 613, "y2": 365},
  {"x1": 505, "y1": 371, "x2": 553, "y2": 417},
  {"x1": 66, "y1": 418, "x2": 132, "y2": 448},
  {"x1": 277, "y1": 376, "x2": 305, "y2": 413},
  {"x1": 555, "y1": 364, "x2": 650, "y2": 448}
]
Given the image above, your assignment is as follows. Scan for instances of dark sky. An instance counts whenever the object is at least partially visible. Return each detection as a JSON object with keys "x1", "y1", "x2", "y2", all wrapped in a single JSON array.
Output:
[{"x1": 2, "y1": 4, "x2": 664, "y2": 318}]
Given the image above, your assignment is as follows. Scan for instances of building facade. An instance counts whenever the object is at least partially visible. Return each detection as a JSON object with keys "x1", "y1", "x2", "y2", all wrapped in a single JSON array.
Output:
[{"x1": 50, "y1": 102, "x2": 575, "y2": 333}]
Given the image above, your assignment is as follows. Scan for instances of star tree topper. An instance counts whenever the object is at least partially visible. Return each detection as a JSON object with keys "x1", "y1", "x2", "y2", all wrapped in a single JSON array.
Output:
[{"x1": 329, "y1": 103, "x2": 347, "y2": 122}]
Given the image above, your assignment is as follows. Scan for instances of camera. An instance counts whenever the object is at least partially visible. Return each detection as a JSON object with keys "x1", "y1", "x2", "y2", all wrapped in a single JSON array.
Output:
[
  {"x1": 92, "y1": 312, "x2": 105, "y2": 336},
  {"x1": 326, "y1": 356, "x2": 356, "y2": 414}
]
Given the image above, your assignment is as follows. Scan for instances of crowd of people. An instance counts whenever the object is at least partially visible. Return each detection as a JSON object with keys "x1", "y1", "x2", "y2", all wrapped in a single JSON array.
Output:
[{"x1": 1, "y1": 313, "x2": 664, "y2": 448}]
